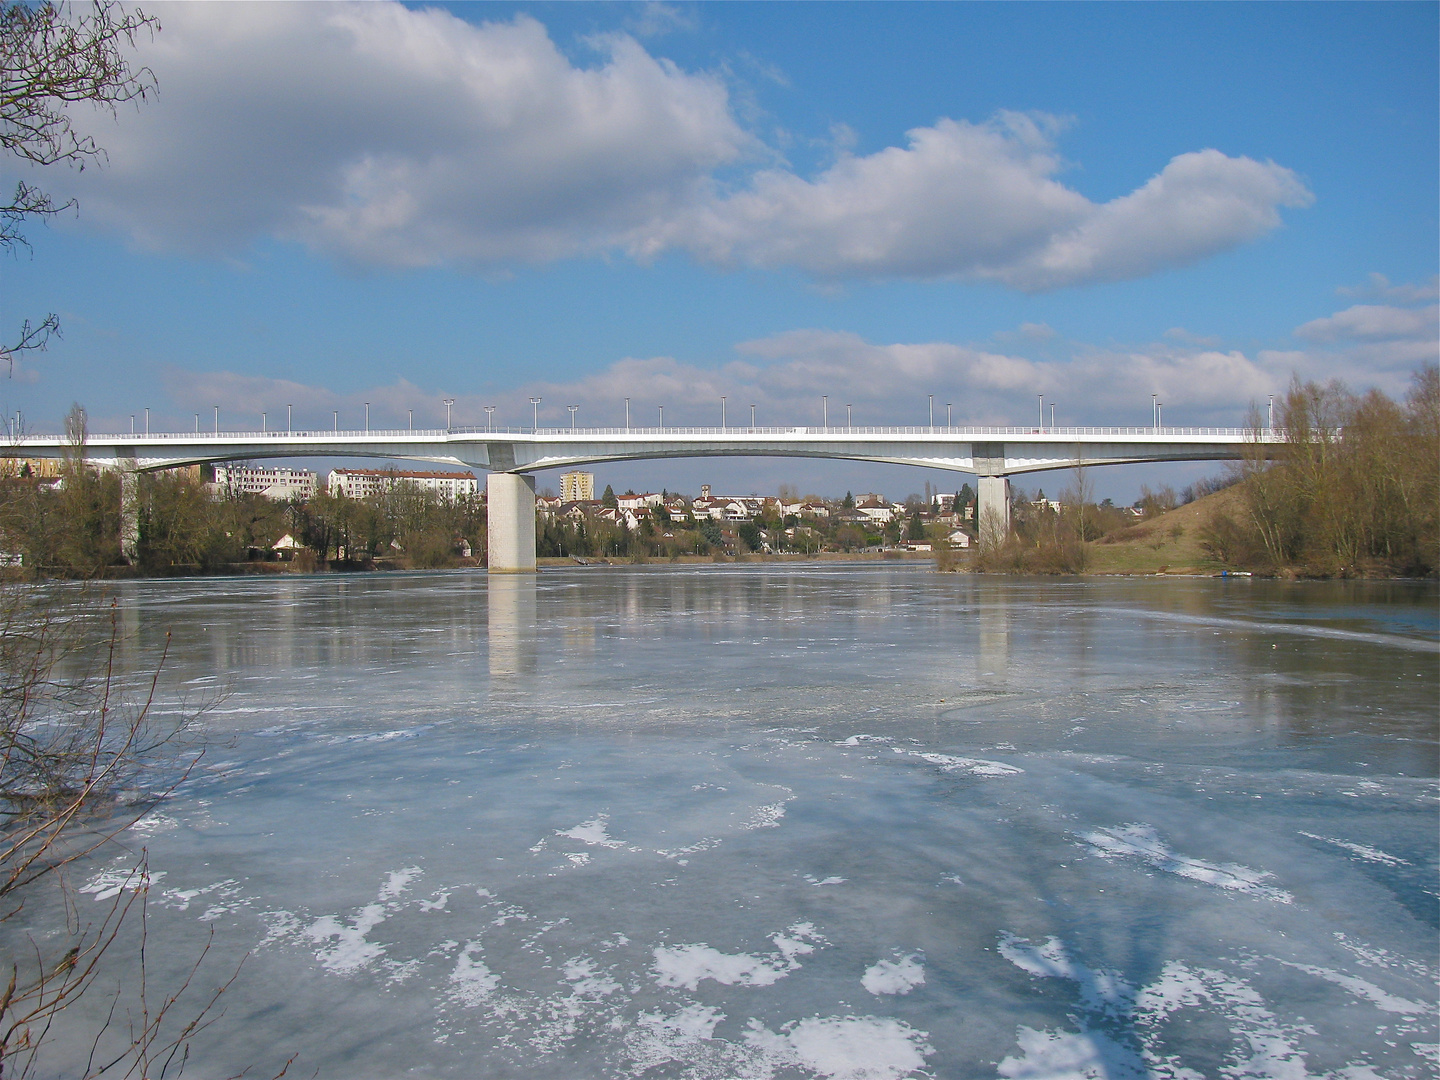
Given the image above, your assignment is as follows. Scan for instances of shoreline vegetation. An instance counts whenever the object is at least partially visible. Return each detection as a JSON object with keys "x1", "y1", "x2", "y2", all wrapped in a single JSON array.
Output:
[{"x1": 1, "y1": 368, "x2": 1434, "y2": 583}]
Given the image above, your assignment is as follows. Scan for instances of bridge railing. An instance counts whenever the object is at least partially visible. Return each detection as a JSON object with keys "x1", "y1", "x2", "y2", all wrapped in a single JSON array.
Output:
[{"x1": 13, "y1": 424, "x2": 1268, "y2": 442}]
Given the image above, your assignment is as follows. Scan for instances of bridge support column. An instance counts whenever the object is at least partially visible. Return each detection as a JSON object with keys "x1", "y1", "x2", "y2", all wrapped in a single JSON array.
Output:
[
  {"x1": 486, "y1": 472, "x2": 537, "y2": 573},
  {"x1": 977, "y1": 475, "x2": 1011, "y2": 548}
]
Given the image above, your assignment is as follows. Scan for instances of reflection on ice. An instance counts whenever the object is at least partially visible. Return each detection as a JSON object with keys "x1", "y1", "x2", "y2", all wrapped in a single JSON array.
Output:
[{"x1": 488, "y1": 573, "x2": 537, "y2": 676}]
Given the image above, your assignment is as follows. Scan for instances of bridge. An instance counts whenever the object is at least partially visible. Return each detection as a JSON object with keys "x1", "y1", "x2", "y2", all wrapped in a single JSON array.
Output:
[{"x1": 4, "y1": 425, "x2": 1277, "y2": 570}]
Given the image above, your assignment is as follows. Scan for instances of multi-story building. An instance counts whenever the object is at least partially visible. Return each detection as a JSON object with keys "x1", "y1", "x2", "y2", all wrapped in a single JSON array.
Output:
[
  {"x1": 327, "y1": 468, "x2": 478, "y2": 501},
  {"x1": 560, "y1": 471, "x2": 594, "y2": 502},
  {"x1": 213, "y1": 465, "x2": 317, "y2": 501}
]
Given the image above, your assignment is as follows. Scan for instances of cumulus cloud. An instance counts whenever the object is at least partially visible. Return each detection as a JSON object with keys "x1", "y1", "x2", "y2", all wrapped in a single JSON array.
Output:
[
  {"x1": 646, "y1": 117, "x2": 1311, "y2": 288},
  {"x1": 26, "y1": 3, "x2": 1310, "y2": 287},
  {"x1": 1286, "y1": 288, "x2": 1438, "y2": 388},
  {"x1": 56, "y1": 4, "x2": 749, "y2": 265},
  {"x1": 1295, "y1": 304, "x2": 1438, "y2": 343}
]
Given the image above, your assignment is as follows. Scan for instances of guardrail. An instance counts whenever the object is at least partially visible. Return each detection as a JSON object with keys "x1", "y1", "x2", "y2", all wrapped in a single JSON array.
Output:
[{"x1": 10, "y1": 425, "x2": 1272, "y2": 441}]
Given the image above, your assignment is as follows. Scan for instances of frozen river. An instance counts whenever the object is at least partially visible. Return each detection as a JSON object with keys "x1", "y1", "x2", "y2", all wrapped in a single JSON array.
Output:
[{"x1": 40, "y1": 567, "x2": 1440, "y2": 1077}]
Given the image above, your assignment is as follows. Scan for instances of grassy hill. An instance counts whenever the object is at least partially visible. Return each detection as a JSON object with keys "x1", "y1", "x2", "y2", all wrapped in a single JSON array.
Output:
[{"x1": 1084, "y1": 485, "x2": 1245, "y2": 575}]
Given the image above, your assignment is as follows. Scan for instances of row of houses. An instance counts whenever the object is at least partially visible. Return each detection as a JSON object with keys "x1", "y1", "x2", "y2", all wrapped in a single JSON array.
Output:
[{"x1": 212, "y1": 466, "x2": 479, "y2": 501}]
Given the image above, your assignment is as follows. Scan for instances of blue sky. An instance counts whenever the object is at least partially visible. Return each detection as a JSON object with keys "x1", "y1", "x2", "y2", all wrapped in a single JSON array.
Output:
[{"x1": 3, "y1": 1, "x2": 1436, "y2": 499}]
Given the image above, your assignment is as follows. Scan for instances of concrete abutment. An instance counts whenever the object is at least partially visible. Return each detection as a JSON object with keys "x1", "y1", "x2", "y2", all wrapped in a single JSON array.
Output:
[{"x1": 486, "y1": 472, "x2": 537, "y2": 573}]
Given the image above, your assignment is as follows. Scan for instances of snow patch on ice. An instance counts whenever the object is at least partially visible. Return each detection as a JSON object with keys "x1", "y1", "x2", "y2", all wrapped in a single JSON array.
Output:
[
  {"x1": 863, "y1": 955, "x2": 925, "y2": 996},
  {"x1": 1078, "y1": 823, "x2": 1293, "y2": 902},
  {"x1": 379, "y1": 866, "x2": 421, "y2": 899},
  {"x1": 126, "y1": 813, "x2": 178, "y2": 836},
  {"x1": 1276, "y1": 960, "x2": 1431, "y2": 1015},
  {"x1": 998, "y1": 1025, "x2": 1148, "y2": 1080},
  {"x1": 626, "y1": 1004, "x2": 726, "y2": 1072},
  {"x1": 900, "y1": 749, "x2": 1023, "y2": 776},
  {"x1": 448, "y1": 940, "x2": 500, "y2": 1005},
  {"x1": 652, "y1": 943, "x2": 790, "y2": 990},
  {"x1": 744, "y1": 1015, "x2": 934, "y2": 1080},
  {"x1": 652, "y1": 923, "x2": 826, "y2": 991},
  {"x1": 562, "y1": 957, "x2": 621, "y2": 997},
  {"x1": 80, "y1": 866, "x2": 163, "y2": 901},
  {"x1": 744, "y1": 800, "x2": 789, "y2": 829},
  {"x1": 556, "y1": 815, "x2": 630, "y2": 850},
  {"x1": 305, "y1": 902, "x2": 389, "y2": 974},
  {"x1": 1298, "y1": 831, "x2": 1410, "y2": 867}
]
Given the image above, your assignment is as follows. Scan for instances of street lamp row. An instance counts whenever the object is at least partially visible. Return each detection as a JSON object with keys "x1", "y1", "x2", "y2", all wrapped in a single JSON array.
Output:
[{"x1": 134, "y1": 393, "x2": 1203, "y2": 436}]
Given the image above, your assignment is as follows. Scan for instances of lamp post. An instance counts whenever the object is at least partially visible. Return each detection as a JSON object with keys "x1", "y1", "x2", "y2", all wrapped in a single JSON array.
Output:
[
  {"x1": 288, "y1": 404, "x2": 292, "y2": 434},
  {"x1": 195, "y1": 414, "x2": 199, "y2": 433},
  {"x1": 130, "y1": 415, "x2": 134, "y2": 435},
  {"x1": 749, "y1": 403, "x2": 756, "y2": 430},
  {"x1": 262, "y1": 411, "x2": 267, "y2": 433},
  {"x1": 364, "y1": 402, "x2": 370, "y2": 431},
  {"x1": 443, "y1": 398, "x2": 455, "y2": 430},
  {"x1": 408, "y1": 409, "x2": 413, "y2": 431},
  {"x1": 624, "y1": 397, "x2": 630, "y2": 432},
  {"x1": 530, "y1": 397, "x2": 541, "y2": 431},
  {"x1": 1152, "y1": 394, "x2": 1158, "y2": 430},
  {"x1": 144, "y1": 408, "x2": 149, "y2": 436},
  {"x1": 846, "y1": 403, "x2": 852, "y2": 430},
  {"x1": 1038, "y1": 394, "x2": 1043, "y2": 428},
  {"x1": 1156, "y1": 402, "x2": 1163, "y2": 428},
  {"x1": 568, "y1": 404, "x2": 578, "y2": 430},
  {"x1": 822, "y1": 395, "x2": 828, "y2": 428},
  {"x1": 721, "y1": 396, "x2": 726, "y2": 430},
  {"x1": 214, "y1": 405, "x2": 219, "y2": 434},
  {"x1": 484, "y1": 406, "x2": 494, "y2": 431},
  {"x1": 658, "y1": 405, "x2": 664, "y2": 428},
  {"x1": 1267, "y1": 395, "x2": 1274, "y2": 430},
  {"x1": 333, "y1": 411, "x2": 338, "y2": 431},
  {"x1": 1050, "y1": 403, "x2": 1055, "y2": 430}
]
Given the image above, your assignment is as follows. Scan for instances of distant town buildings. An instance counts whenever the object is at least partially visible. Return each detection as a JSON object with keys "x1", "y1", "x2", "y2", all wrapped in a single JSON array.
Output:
[
  {"x1": 560, "y1": 471, "x2": 594, "y2": 502},
  {"x1": 214, "y1": 465, "x2": 317, "y2": 501},
  {"x1": 327, "y1": 468, "x2": 478, "y2": 500}
]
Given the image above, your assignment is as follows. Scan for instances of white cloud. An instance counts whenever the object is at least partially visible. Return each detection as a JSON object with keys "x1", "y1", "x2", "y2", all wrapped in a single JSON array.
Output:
[
  {"x1": 638, "y1": 116, "x2": 1311, "y2": 287},
  {"x1": 55, "y1": 4, "x2": 749, "y2": 265},
  {"x1": 25, "y1": 3, "x2": 1310, "y2": 288},
  {"x1": 1295, "y1": 303, "x2": 1439, "y2": 343},
  {"x1": 1336, "y1": 273, "x2": 1440, "y2": 304},
  {"x1": 1286, "y1": 287, "x2": 1438, "y2": 393}
]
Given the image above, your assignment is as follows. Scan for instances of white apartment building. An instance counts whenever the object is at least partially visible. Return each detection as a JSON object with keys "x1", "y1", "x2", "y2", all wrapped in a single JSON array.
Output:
[
  {"x1": 213, "y1": 465, "x2": 317, "y2": 501},
  {"x1": 560, "y1": 471, "x2": 594, "y2": 502},
  {"x1": 617, "y1": 492, "x2": 663, "y2": 510},
  {"x1": 328, "y1": 468, "x2": 478, "y2": 500}
]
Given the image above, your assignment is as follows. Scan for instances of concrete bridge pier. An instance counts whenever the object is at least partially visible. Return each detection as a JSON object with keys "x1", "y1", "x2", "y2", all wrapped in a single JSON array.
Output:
[
  {"x1": 486, "y1": 472, "x2": 537, "y2": 573},
  {"x1": 977, "y1": 475, "x2": 1012, "y2": 548}
]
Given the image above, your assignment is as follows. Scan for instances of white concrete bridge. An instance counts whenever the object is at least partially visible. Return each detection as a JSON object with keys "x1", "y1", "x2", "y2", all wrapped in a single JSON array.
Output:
[{"x1": 4, "y1": 425, "x2": 1277, "y2": 570}]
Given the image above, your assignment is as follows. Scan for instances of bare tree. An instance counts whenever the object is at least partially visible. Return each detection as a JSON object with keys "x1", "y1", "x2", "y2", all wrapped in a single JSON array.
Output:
[
  {"x1": 1, "y1": 1, "x2": 160, "y2": 367},
  {"x1": 0, "y1": 586, "x2": 241, "y2": 1078}
]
